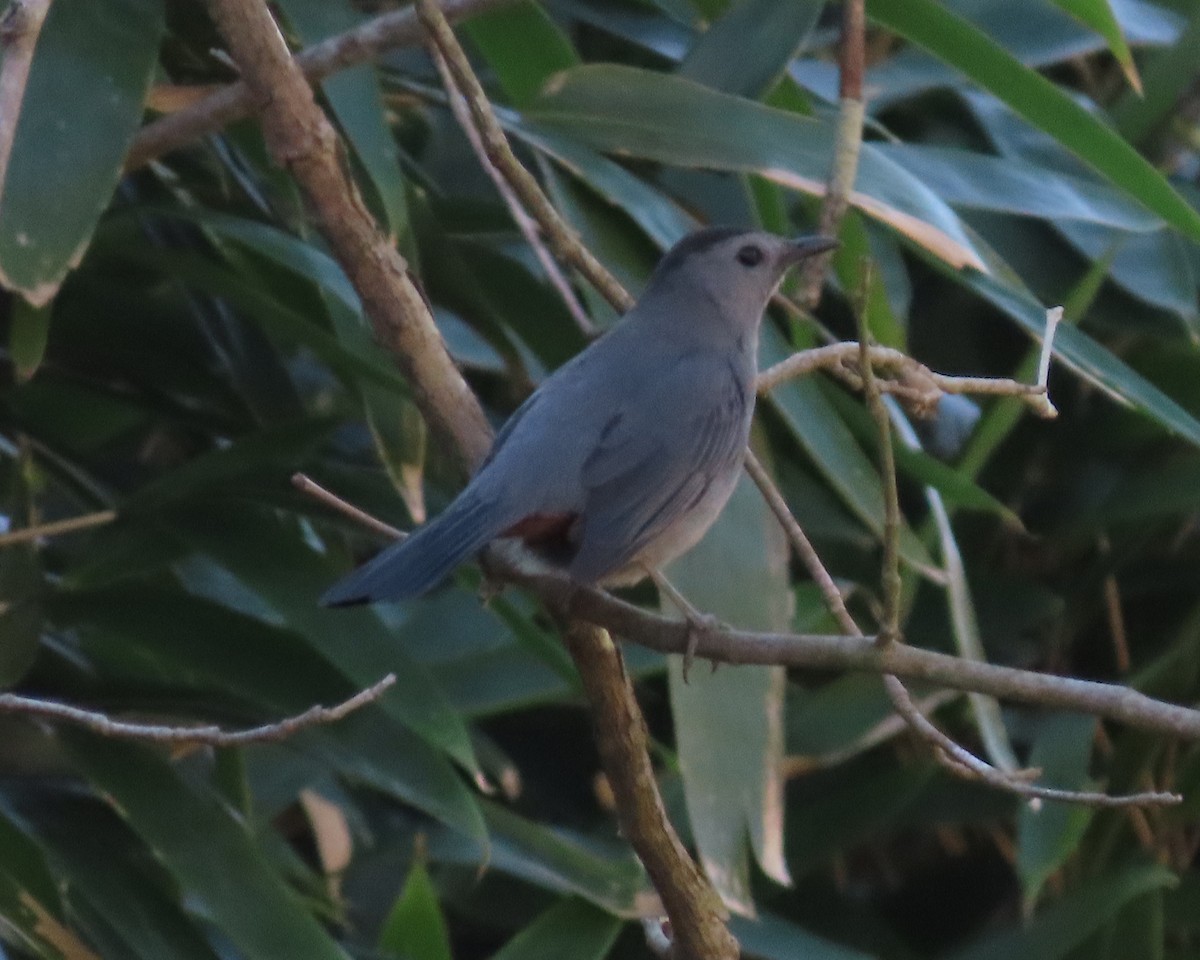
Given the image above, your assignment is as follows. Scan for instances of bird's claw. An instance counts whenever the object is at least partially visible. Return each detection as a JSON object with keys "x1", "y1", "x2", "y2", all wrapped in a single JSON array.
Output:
[{"x1": 681, "y1": 612, "x2": 724, "y2": 683}]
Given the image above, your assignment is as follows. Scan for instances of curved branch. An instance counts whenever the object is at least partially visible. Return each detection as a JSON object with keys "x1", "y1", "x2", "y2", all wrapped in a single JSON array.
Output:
[
  {"x1": 202, "y1": 0, "x2": 493, "y2": 471},
  {"x1": 128, "y1": 0, "x2": 512, "y2": 170},
  {"x1": 499, "y1": 563, "x2": 1200, "y2": 744}
]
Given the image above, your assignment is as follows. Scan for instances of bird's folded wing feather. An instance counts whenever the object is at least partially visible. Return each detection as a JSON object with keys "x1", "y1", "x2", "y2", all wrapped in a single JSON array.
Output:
[{"x1": 568, "y1": 360, "x2": 748, "y2": 582}]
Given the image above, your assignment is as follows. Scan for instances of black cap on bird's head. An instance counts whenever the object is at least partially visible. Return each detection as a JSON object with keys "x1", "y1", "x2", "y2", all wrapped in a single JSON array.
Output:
[{"x1": 645, "y1": 226, "x2": 838, "y2": 326}]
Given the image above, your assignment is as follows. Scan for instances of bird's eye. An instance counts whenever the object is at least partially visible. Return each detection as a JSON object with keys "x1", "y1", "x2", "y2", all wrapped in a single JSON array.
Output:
[{"x1": 736, "y1": 244, "x2": 765, "y2": 267}]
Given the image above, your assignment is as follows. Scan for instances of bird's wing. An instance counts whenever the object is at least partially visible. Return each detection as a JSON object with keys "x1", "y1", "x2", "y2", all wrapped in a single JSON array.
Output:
[{"x1": 567, "y1": 355, "x2": 750, "y2": 582}]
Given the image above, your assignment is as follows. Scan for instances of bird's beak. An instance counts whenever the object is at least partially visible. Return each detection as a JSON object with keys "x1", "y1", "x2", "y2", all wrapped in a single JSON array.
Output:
[{"x1": 781, "y1": 235, "x2": 839, "y2": 266}]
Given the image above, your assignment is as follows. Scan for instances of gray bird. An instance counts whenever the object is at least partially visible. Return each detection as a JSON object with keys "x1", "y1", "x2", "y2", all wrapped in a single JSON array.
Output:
[{"x1": 321, "y1": 227, "x2": 836, "y2": 607}]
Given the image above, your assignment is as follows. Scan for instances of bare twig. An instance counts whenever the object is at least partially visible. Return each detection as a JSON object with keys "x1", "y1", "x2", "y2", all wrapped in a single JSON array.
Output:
[
  {"x1": 757, "y1": 341, "x2": 1057, "y2": 419},
  {"x1": 415, "y1": 0, "x2": 634, "y2": 314},
  {"x1": 291, "y1": 471, "x2": 1191, "y2": 807},
  {"x1": 856, "y1": 282, "x2": 901, "y2": 642},
  {"x1": 1037, "y1": 306, "x2": 1062, "y2": 394},
  {"x1": 0, "y1": 0, "x2": 53, "y2": 208},
  {"x1": 127, "y1": 0, "x2": 513, "y2": 170},
  {"x1": 203, "y1": 0, "x2": 493, "y2": 470},
  {"x1": 0, "y1": 675, "x2": 396, "y2": 745},
  {"x1": 291, "y1": 473, "x2": 405, "y2": 540},
  {"x1": 796, "y1": 0, "x2": 865, "y2": 307},
  {"x1": 428, "y1": 47, "x2": 594, "y2": 335},
  {"x1": 0, "y1": 509, "x2": 116, "y2": 547}
]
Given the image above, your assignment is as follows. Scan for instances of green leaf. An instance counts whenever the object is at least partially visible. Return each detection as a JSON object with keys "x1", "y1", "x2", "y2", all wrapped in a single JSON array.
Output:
[
  {"x1": 1016, "y1": 714, "x2": 1098, "y2": 904},
  {"x1": 64, "y1": 734, "x2": 353, "y2": 960},
  {"x1": 379, "y1": 860, "x2": 452, "y2": 960},
  {"x1": 50, "y1": 584, "x2": 486, "y2": 841},
  {"x1": 678, "y1": 0, "x2": 824, "y2": 99},
  {"x1": 731, "y1": 911, "x2": 876, "y2": 960},
  {"x1": 864, "y1": 0, "x2": 1200, "y2": 243},
  {"x1": 667, "y1": 466, "x2": 793, "y2": 908},
  {"x1": 24, "y1": 795, "x2": 222, "y2": 960},
  {"x1": 490, "y1": 898, "x2": 622, "y2": 960},
  {"x1": 465, "y1": 2, "x2": 580, "y2": 106},
  {"x1": 761, "y1": 324, "x2": 936, "y2": 573},
  {"x1": 878, "y1": 144, "x2": 1163, "y2": 233},
  {"x1": 0, "y1": 0, "x2": 164, "y2": 304},
  {"x1": 427, "y1": 802, "x2": 653, "y2": 918},
  {"x1": 951, "y1": 864, "x2": 1177, "y2": 960},
  {"x1": 1048, "y1": 0, "x2": 1140, "y2": 93},
  {"x1": 278, "y1": 0, "x2": 408, "y2": 240},
  {"x1": 171, "y1": 505, "x2": 481, "y2": 776},
  {"x1": 1110, "y1": 4, "x2": 1200, "y2": 145},
  {"x1": 952, "y1": 261, "x2": 1200, "y2": 452},
  {"x1": 529, "y1": 64, "x2": 985, "y2": 270},
  {"x1": 9, "y1": 298, "x2": 51, "y2": 383}
]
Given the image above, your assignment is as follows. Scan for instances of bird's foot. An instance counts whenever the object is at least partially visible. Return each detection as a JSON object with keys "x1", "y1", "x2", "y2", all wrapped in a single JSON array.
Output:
[{"x1": 681, "y1": 611, "x2": 725, "y2": 683}]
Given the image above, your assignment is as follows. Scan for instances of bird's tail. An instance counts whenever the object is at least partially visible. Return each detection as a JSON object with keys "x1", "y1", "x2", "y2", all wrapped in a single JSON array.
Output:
[{"x1": 320, "y1": 492, "x2": 502, "y2": 607}]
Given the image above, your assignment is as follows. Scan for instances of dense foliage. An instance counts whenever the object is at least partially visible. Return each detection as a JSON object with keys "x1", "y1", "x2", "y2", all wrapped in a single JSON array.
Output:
[{"x1": 1, "y1": 0, "x2": 1199, "y2": 957}]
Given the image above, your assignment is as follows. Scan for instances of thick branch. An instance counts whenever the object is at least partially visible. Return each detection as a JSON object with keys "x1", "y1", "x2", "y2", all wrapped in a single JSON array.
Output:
[
  {"x1": 508, "y1": 568, "x2": 1200, "y2": 746},
  {"x1": 203, "y1": 0, "x2": 492, "y2": 471},
  {"x1": 0, "y1": 675, "x2": 395, "y2": 745},
  {"x1": 561, "y1": 622, "x2": 735, "y2": 958},
  {"x1": 127, "y1": 0, "x2": 511, "y2": 171}
]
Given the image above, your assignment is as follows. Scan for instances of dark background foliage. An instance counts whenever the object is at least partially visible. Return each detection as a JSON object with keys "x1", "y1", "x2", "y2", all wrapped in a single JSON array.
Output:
[{"x1": 1, "y1": 0, "x2": 1199, "y2": 957}]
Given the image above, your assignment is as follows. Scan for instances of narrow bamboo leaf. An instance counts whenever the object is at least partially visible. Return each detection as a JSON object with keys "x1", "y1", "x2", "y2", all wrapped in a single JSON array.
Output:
[
  {"x1": 1110, "y1": 5, "x2": 1200, "y2": 145},
  {"x1": 490, "y1": 898, "x2": 622, "y2": 960},
  {"x1": 667, "y1": 465, "x2": 792, "y2": 909},
  {"x1": 1101, "y1": 890, "x2": 1164, "y2": 960},
  {"x1": 887, "y1": 409, "x2": 1020, "y2": 774},
  {"x1": 0, "y1": 0, "x2": 164, "y2": 304},
  {"x1": 426, "y1": 802, "x2": 654, "y2": 918},
  {"x1": 379, "y1": 861, "x2": 452, "y2": 960},
  {"x1": 50, "y1": 585, "x2": 486, "y2": 841},
  {"x1": 465, "y1": 2, "x2": 579, "y2": 106},
  {"x1": 24, "y1": 797, "x2": 222, "y2": 960},
  {"x1": 63, "y1": 734, "x2": 353, "y2": 960},
  {"x1": 171, "y1": 505, "x2": 481, "y2": 776},
  {"x1": 1017, "y1": 714, "x2": 1098, "y2": 904},
  {"x1": 865, "y1": 0, "x2": 1200, "y2": 242},
  {"x1": 0, "y1": 808, "x2": 75, "y2": 960},
  {"x1": 528, "y1": 65, "x2": 985, "y2": 270},
  {"x1": 949, "y1": 260, "x2": 1200, "y2": 452},
  {"x1": 10, "y1": 298, "x2": 51, "y2": 382},
  {"x1": 761, "y1": 324, "x2": 936, "y2": 572},
  {"x1": 731, "y1": 910, "x2": 876, "y2": 960},
  {"x1": 950, "y1": 864, "x2": 1176, "y2": 960},
  {"x1": 278, "y1": 0, "x2": 408, "y2": 240},
  {"x1": 878, "y1": 144, "x2": 1162, "y2": 233},
  {"x1": 679, "y1": 0, "x2": 824, "y2": 99},
  {"x1": 1049, "y1": 0, "x2": 1140, "y2": 92}
]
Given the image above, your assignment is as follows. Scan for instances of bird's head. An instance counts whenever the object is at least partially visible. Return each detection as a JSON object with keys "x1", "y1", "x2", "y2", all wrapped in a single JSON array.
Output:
[{"x1": 644, "y1": 227, "x2": 838, "y2": 334}]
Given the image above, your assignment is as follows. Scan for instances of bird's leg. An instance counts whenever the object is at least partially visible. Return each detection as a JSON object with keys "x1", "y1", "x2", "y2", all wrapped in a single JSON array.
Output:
[{"x1": 644, "y1": 566, "x2": 722, "y2": 682}]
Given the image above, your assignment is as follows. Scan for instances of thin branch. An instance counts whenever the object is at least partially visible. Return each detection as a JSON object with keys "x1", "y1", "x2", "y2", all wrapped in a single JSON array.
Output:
[
  {"x1": 428, "y1": 46, "x2": 594, "y2": 335},
  {"x1": 0, "y1": 675, "x2": 396, "y2": 745},
  {"x1": 127, "y1": 0, "x2": 513, "y2": 170},
  {"x1": 0, "y1": 0, "x2": 53, "y2": 208},
  {"x1": 0, "y1": 509, "x2": 116, "y2": 547},
  {"x1": 292, "y1": 471, "x2": 1193, "y2": 806},
  {"x1": 796, "y1": 0, "x2": 865, "y2": 307},
  {"x1": 757, "y1": 341, "x2": 1057, "y2": 418},
  {"x1": 856, "y1": 299, "x2": 901, "y2": 642},
  {"x1": 203, "y1": 0, "x2": 493, "y2": 471},
  {"x1": 291, "y1": 473, "x2": 405, "y2": 540},
  {"x1": 415, "y1": 0, "x2": 634, "y2": 314}
]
